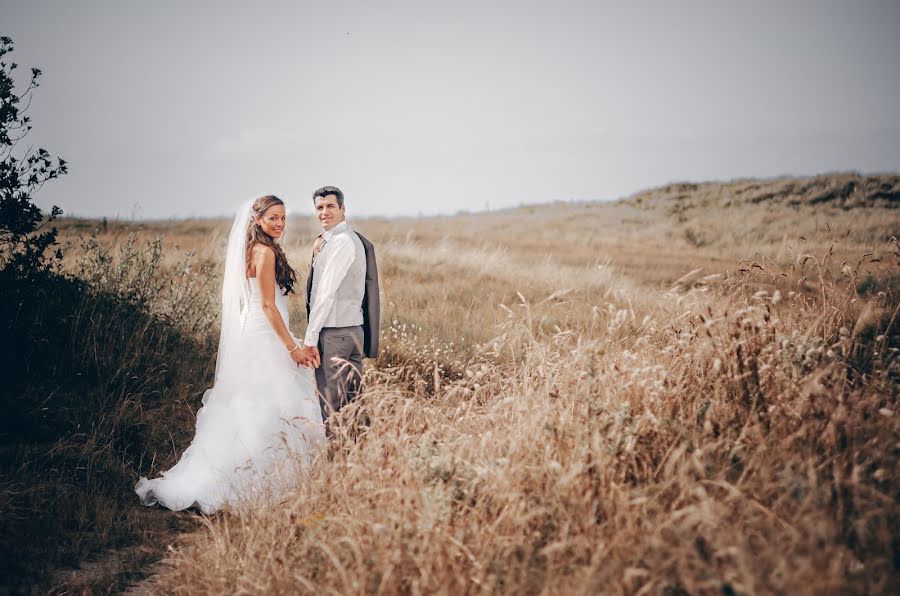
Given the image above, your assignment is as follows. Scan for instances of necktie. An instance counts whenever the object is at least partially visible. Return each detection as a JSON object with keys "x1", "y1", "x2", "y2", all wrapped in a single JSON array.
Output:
[{"x1": 311, "y1": 234, "x2": 326, "y2": 264}]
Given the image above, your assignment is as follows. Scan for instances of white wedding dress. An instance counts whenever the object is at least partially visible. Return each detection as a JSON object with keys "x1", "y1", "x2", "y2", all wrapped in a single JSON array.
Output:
[{"x1": 135, "y1": 203, "x2": 326, "y2": 514}]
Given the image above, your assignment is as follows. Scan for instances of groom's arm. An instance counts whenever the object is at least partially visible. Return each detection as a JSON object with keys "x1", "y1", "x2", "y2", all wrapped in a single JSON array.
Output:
[{"x1": 304, "y1": 235, "x2": 356, "y2": 347}]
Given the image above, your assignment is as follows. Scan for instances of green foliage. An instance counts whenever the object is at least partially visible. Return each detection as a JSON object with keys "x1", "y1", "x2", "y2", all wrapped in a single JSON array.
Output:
[{"x1": 0, "y1": 36, "x2": 67, "y2": 276}]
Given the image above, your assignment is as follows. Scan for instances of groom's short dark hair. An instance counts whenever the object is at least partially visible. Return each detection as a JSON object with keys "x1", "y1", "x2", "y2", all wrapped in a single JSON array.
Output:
[{"x1": 313, "y1": 186, "x2": 344, "y2": 208}]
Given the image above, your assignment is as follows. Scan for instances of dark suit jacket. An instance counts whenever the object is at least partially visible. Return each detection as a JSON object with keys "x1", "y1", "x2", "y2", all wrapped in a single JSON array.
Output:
[{"x1": 306, "y1": 230, "x2": 380, "y2": 358}]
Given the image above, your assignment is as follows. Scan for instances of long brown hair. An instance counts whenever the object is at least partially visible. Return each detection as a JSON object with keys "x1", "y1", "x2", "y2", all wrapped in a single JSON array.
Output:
[{"x1": 246, "y1": 195, "x2": 298, "y2": 295}]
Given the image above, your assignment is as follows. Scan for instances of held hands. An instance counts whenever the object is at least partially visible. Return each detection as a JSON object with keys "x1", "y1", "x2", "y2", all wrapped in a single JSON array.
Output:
[
  {"x1": 289, "y1": 344, "x2": 320, "y2": 368},
  {"x1": 300, "y1": 345, "x2": 321, "y2": 368}
]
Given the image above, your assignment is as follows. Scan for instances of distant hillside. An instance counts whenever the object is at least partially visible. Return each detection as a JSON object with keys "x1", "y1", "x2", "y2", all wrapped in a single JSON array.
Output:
[{"x1": 624, "y1": 173, "x2": 900, "y2": 210}]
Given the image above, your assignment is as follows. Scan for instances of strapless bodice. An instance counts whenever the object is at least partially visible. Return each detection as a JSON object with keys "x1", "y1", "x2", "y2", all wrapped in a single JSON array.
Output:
[{"x1": 245, "y1": 277, "x2": 290, "y2": 331}]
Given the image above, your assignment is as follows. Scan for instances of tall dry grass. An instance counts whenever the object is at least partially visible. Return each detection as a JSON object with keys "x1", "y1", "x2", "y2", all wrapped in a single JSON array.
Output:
[
  {"x1": 24, "y1": 174, "x2": 899, "y2": 593},
  {"x1": 132, "y1": 234, "x2": 897, "y2": 594},
  {"x1": 0, "y1": 233, "x2": 219, "y2": 592}
]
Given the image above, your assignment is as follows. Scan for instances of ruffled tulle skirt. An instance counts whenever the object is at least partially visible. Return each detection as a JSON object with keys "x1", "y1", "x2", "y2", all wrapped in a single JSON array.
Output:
[{"x1": 135, "y1": 311, "x2": 325, "y2": 514}]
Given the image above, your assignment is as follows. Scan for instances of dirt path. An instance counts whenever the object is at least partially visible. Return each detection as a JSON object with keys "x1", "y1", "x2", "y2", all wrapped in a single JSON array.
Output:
[
  {"x1": 49, "y1": 538, "x2": 195, "y2": 594},
  {"x1": 50, "y1": 545, "x2": 153, "y2": 593}
]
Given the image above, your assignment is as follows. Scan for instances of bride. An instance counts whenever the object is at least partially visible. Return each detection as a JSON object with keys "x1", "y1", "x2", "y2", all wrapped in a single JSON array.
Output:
[{"x1": 135, "y1": 196, "x2": 326, "y2": 514}]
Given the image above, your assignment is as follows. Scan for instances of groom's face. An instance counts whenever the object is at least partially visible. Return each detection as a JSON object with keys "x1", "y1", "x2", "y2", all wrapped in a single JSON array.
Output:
[{"x1": 315, "y1": 194, "x2": 345, "y2": 231}]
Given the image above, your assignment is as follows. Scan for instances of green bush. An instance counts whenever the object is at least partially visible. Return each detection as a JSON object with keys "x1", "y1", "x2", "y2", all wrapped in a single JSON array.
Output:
[{"x1": 0, "y1": 36, "x2": 67, "y2": 277}]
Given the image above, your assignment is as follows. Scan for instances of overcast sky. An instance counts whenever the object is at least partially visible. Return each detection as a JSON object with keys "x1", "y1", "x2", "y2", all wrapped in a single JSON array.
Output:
[{"x1": 3, "y1": 0, "x2": 900, "y2": 219}]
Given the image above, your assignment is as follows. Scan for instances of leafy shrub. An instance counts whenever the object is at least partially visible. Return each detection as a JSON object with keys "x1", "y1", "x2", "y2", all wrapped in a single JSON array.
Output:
[{"x1": 0, "y1": 36, "x2": 67, "y2": 277}]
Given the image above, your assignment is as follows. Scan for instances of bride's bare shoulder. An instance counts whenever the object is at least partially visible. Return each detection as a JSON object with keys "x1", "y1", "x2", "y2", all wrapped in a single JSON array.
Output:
[
  {"x1": 250, "y1": 244, "x2": 275, "y2": 259},
  {"x1": 247, "y1": 244, "x2": 275, "y2": 277}
]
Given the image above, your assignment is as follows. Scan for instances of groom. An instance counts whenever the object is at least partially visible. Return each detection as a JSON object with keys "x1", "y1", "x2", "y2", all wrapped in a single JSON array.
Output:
[{"x1": 298, "y1": 186, "x2": 380, "y2": 434}]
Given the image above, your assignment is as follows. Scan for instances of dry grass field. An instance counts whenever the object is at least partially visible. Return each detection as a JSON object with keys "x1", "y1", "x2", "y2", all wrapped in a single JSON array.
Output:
[{"x1": 3, "y1": 173, "x2": 899, "y2": 593}]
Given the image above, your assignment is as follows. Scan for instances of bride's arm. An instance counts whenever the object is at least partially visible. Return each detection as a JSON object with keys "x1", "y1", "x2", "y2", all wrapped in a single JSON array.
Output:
[{"x1": 254, "y1": 246, "x2": 303, "y2": 359}]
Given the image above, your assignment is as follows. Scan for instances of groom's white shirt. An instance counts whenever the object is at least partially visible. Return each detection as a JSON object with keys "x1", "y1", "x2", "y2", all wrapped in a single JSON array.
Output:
[{"x1": 304, "y1": 220, "x2": 366, "y2": 347}]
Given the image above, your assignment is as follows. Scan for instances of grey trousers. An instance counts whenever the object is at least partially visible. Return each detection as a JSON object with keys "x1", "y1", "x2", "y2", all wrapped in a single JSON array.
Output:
[{"x1": 315, "y1": 326, "x2": 364, "y2": 427}]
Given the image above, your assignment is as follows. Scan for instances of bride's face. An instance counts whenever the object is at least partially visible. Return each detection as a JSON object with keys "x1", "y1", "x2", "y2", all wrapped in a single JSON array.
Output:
[{"x1": 257, "y1": 204, "x2": 286, "y2": 239}]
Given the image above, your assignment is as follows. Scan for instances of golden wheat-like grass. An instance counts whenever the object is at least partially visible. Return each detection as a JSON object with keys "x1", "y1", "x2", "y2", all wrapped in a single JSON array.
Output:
[
  {"x1": 114, "y1": 236, "x2": 897, "y2": 595},
  {"x1": 43, "y1": 178, "x2": 898, "y2": 594}
]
